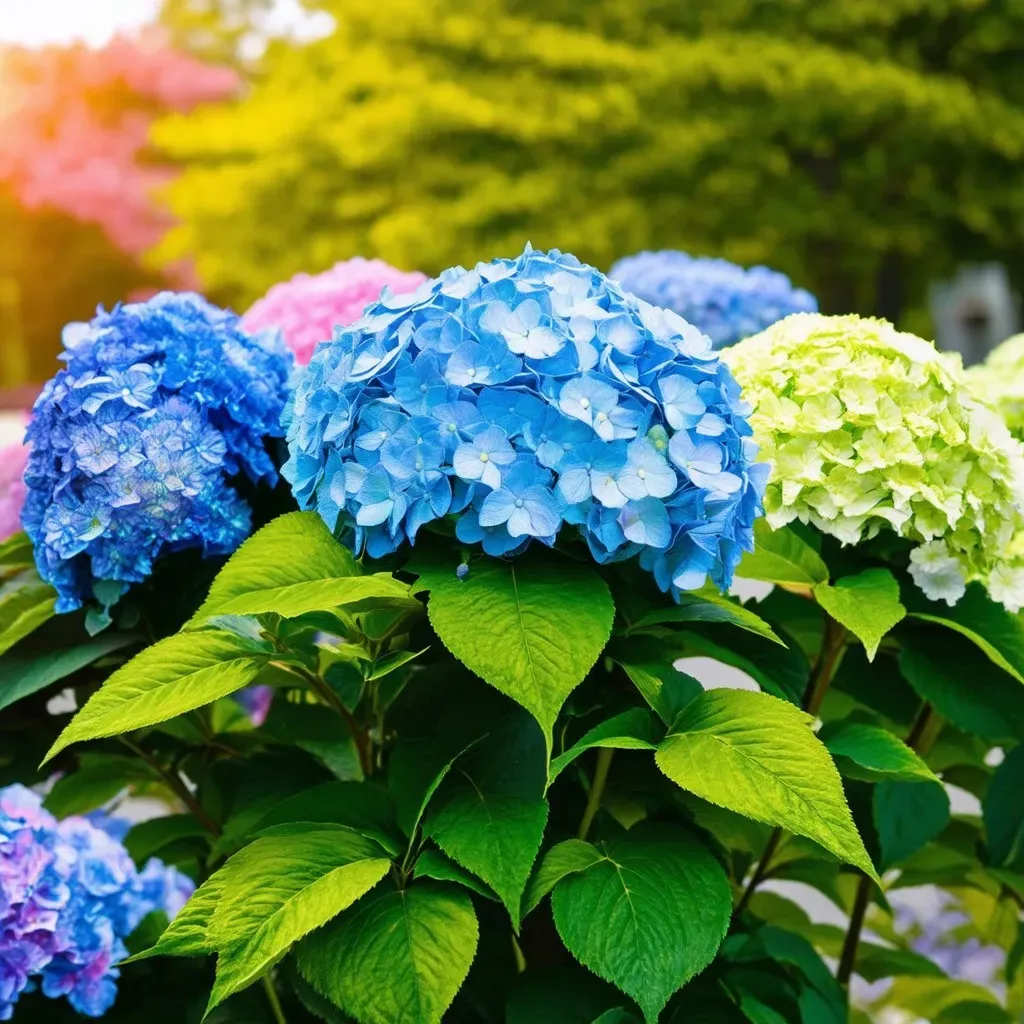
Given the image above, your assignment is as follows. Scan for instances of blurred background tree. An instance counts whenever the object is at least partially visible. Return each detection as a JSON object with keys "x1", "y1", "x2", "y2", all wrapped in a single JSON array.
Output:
[
  {"x1": 159, "y1": 0, "x2": 277, "y2": 67},
  {"x1": 0, "y1": 35, "x2": 236, "y2": 385},
  {"x1": 150, "y1": 0, "x2": 1024, "y2": 333}
]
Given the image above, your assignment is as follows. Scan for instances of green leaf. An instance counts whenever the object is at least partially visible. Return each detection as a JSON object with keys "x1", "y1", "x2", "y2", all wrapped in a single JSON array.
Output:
[
  {"x1": 615, "y1": 658, "x2": 703, "y2": 726},
  {"x1": 735, "y1": 521, "x2": 828, "y2": 587},
  {"x1": 0, "y1": 571, "x2": 56, "y2": 657},
  {"x1": 189, "y1": 511, "x2": 415, "y2": 626},
  {"x1": 812, "y1": 569, "x2": 904, "y2": 660},
  {"x1": 873, "y1": 779, "x2": 950, "y2": 869},
  {"x1": 125, "y1": 815, "x2": 208, "y2": 866},
  {"x1": 0, "y1": 532, "x2": 34, "y2": 573},
  {"x1": 206, "y1": 829, "x2": 391, "y2": 1012},
  {"x1": 904, "y1": 583, "x2": 1024, "y2": 683},
  {"x1": 0, "y1": 633, "x2": 138, "y2": 713},
  {"x1": 414, "y1": 552, "x2": 615, "y2": 747},
  {"x1": 854, "y1": 943, "x2": 947, "y2": 982},
  {"x1": 550, "y1": 825, "x2": 731, "y2": 1023},
  {"x1": 44, "y1": 630, "x2": 269, "y2": 762},
  {"x1": 655, "y1": 689, "x2": 877, "y2": 880},
  {"x1": 424, "y1": 711, "x2": 548, "y2": 929},
  {"x1": 549, "y1": 709, "x2": 659, "y2": 784},
  {"x1": 983, "y1": 744, "x2": 1024, "y2": 871},
  {"x1": 887, "y1": 977, "x2": 1005, "y2": 1020},
  {"x1": 591, "y1": 1012, "x2": 642, "y2": 1024},
  {"x1": 413, "y1": 848, "x2": 497, "y2": 900},
  {"x1": 44, "y1": 754, "x2": 156, "y2": 817},
  {"x1": 626, "y1": 591, "x2": 783, "y2": 645},
  {"x1": 521, "y1": 839, "x2": 607, "y2": 920},
  {"x1": 898, "y1": 633, "x2": 1024, "y2": 743},
  {"x1": 822, "y1": 722, "x2": 938, "y2": 783},
  {"x1": 298, "y1": 882, "x2": 479, "y2": 1024}
]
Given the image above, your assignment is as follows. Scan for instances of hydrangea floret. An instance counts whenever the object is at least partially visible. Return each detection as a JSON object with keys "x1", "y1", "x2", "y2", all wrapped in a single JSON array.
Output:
[
  {"x1": 284, "y1": 245, "x2": 766, "y2": 596},
  {"x1": 0, "y1": 785, "x2": 193, "y2": 1020},
  {"x1": 725, "y1": 313, "x2": 1024, "y2": 610},
  {"x1": 968, "y1": 333, "x2": 1024, "y2": 439},
  {"x1": 609, "y1": 250, "x2": 817, "y2": 349},
  {"x1": 242, "y1": 258, "x2": 428, "y2": 365},
  {"x1": 23, "y1": 292, "x2": 292, "y2": 612}
]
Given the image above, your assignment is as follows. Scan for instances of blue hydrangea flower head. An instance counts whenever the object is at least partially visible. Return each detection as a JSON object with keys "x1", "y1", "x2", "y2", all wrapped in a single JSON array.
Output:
[
  {"x1": 23, "y1": 292, "x2": 293, "y2": 612},
  {"x1": 0, "y1": 785, "x2": 193, "y2": 1020},
  {"x1": 609, "y1": 250, "x2": 817, "y2": 348},
  {"x1": 285, "y1": 245, "x2": 766, "y2": 597}
]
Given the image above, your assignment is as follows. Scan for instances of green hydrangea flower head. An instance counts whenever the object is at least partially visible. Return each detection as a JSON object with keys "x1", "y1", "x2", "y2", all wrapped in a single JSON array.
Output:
[
  {"x1": 724, "y1": 313, "x2": 1024, "y2": 610},
  {"x1": 968, "y1": 333, "x2": 1024, "y2": 439}
]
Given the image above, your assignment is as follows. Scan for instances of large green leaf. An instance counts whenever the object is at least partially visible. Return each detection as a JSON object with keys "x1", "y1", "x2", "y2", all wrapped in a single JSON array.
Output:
[
  {"x1": 898, "y1": 633, "x2": 1024, "y2": 743},
  {"x1": 904, "y1": 583, "x2": 1024, "y2": 683},
  {"x1": 521, "y1": 839, "x2": 606, "y2": 920},
  {"x1": 549, "y1": 709, "x2": 659, "y2": 784},
  {"x1": 983, "y1": 744, "x2": 1024, "y2": 872},
  {"x1": 414, "y1": 553, "x2": 614, "y2": 746},
  {"x1": 44, "y1": 630, "x2": 270, "y2": 761},
  {"x1": 812, "y1": 568, "x2": 904, "y2": 660},
  {"x1": 626, "y1": 591, "x2": 783, "y2": 645},
  {"x1": 0, "y1": 570, "x2": 56, "y2": 657},
  {"x1": 822, "y1": 722, "x2": 938, "y2": 784},
  {"x1": 189, "y1": 511, "x2": 414, "y2": 626},
  {"x1": 873, "y1": 779, "x2": 950, "y2": 870},
  {"x1": 655, "y1": 689, "x2": 877, "y2": 879},
  {"x1": 424, "y1": 712, "x2": 547, "y2": 928},
  {"x1": 735, "y1": 521, "x2": 829, "y2": 587},
  {"x1": 298, "y1": 882, "x2": 479, "y2": 1024},
  {"x1": 0, "y1": 633, "x2": 138, "y2": 713},
  {"x1": 206, "y1": 829, "x2": 391, "y2": 1011},
  {"x1": 549, "y1": 825, "x2": 731, "y2": 1023}
]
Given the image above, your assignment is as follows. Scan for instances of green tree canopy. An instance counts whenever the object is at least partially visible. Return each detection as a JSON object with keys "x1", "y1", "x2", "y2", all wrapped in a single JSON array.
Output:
[{"x1": 153, "y1": 0, "x2": 1024, "y2": 326}]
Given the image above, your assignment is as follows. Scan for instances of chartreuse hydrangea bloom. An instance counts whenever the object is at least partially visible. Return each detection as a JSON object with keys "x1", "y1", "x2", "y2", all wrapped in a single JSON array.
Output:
[
  {"x1": 725, "y1": 313, "x2": 1024, "y2": 609},
  {"x1": 23, "y1": 293, "x2": 292, "y2": 612},
  {"x1": 609, "y1": 250, "x2": 817, "y2": 348},
  {"x1": 242, "y1": 258, "x2": 428, "y2": 365},
  {"x1": 0, "y1": 785, "x2": 193, "y2": 1020},
  {"x1": 284, "y1": 245, "x2": 766, "y2": 596},
  {"x1": 968, "y1": 333, "x2": 1024, "y2": 439}
]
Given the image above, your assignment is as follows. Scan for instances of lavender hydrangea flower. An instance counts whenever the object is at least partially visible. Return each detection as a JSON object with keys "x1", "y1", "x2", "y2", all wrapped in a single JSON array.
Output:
[
  {"x1": 609, "y1": 250, "x2": 817, "y2": 348},
  {"x1": 0, "y1": 785, "x2": 193, "y2": 1020},
  {"x1": 284, "y1": 245, "x2": 766, "y2": 597},
  {"x1": 22, "y1": 293, "x2": 293, "y2": 613}
]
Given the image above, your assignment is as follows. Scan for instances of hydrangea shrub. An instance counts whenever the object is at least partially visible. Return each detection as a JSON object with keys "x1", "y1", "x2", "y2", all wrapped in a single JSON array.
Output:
[
  {"x1": 242, "y1": 258, "x2": 429, "y2": 365},
  {"x1": 0, "y1": 785, "x2": 192, "y2": 1020},
  {"x1": 725, "y1": 313, "x2": 1024, "y2": 609},
  {"x1": 21, "y1": 292, "x2": 292, "y2": 612},
  {"x1": 609, "y1": 250, "x2": 817, "y2": 348},
  {"x1": 284, "y1": 245, "x2": 766, "y2": 597}
]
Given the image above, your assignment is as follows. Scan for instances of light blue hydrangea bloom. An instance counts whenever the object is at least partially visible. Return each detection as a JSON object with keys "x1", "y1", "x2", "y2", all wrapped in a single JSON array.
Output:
[
  {"x1": 0, "y1": 785, "x2": 193, "y2": 1020},
  {"x1": 22, "y1": 293, "x2": 293, "y2": 613},
  {"x1": 284, "y1": 245, "x2": 767, "y2": 596},
  {"x1": 609, "y1": 250, "x2": 817, "y2": 348}
]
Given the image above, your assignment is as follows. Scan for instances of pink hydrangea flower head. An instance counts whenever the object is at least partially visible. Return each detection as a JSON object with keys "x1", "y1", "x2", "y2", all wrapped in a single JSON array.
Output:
[
  {"x1": 0, "y1": 417, "x2": 29, "y2": 544},
  {"x1": 242, "y1": 258, "x2": 429, "y2": 365}
]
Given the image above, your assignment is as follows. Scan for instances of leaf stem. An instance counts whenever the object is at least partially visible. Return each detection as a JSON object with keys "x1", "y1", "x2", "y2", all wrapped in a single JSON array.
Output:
[
  {"x1": 261, "y1": 971, "x2": 287, "y2": 1024},
  {"x1": 118, "y1": 738, "x2": 222, "y2": 837},
  {"x1": 577, "y1": 747, "x2": 614, "y2": 841},
  {"x1": 837, "y1": 701, "x2": 941, "y2": 987},
  {"x1": 734, "y1": 827, "x2": 783, "y2": 916}
]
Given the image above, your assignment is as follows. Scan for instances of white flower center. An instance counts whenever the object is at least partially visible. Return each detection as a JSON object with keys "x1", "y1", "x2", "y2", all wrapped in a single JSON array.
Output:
[
  {"x1": 579, "y1": 397, "x2": 591, "y2": 410},
  {"x1": 637, "y1": 469, "x2": 647, "y2": 479},
  {"x1": 514, "y1": 499, "x2": 524, "y2": 508},
  {"x1": 479, "y1": 452, "x2": 489, "y2": 462},
  {"x1": 466, "y1": 368, "x2": 476, "y2": 378}
]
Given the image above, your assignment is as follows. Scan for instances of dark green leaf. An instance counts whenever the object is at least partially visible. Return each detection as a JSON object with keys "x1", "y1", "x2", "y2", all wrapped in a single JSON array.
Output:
[
  {"x1": 550, "y1": 826, "x2": 731, "y2": 1023},
  {"x1": 627, "y1": 591, "x2": 783, "y2": 645},
  {"x1": 615, "y1": 658, "x2": 703, "y2": 726},
  {"x1": 549, "y1": 709, "x2": 659, "y2": 784},
  {"x1": 983, "y1": 744, "x2": 1024, "y2": 871},
  {"x1": 735, "y1": 521, "x2": 829, "y2": 587},
  {"x1": 414, "y1": 552, "x2": 615, "y2": 747},
  {"x1": 874, "y1": 779, "x2": 950, "y2": 870},
  {"x1": 813, "y1": 569, "x2": 904, "y2": 660},
  {"x1": 413, "y1": 848, "x2": 497, "y2": 900},
  {"x1": 298, "y1": 882, "x2": 479, "y2": 1024},
  {"x1": 125, "y1": 814, "x2": 208, "y2": 866},
  {"x1": 823, "y1": 722, "x2": 938, "y2": 783},
  {"x1": 656, "y1": 689, "x2": 877, "y2": 879},
  {"x1": 44, "y1": 754, "x2": 157, "y2": 817}
]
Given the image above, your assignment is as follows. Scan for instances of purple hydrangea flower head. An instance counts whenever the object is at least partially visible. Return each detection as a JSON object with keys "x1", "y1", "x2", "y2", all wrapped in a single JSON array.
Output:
[
  {"x1": 609, "y1": 250, "x2": 817, "y2": 349},
  {"x1": 284, "y1": 245, "x2": 766, "y2": 597},
  {"x1": 22, "y1": 292, "x2": 293, "y2": 612},
  {"x1": 0, "y1": 785, "x2": 194, "y2": 1020}
]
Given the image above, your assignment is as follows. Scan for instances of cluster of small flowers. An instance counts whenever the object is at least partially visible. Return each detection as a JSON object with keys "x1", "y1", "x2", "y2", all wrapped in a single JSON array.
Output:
[
  {"x1": 609, "y1": 250, "x2": 817, "y2": 348},
  {"x1": 0, "y1": 424, "x2": 29, "y2": 545},
  {"x1": 22, "y1": 292, "x2": 293, "y2": 612},
  {"x1": 284, "y1": 245, "x2": 766, "y2": 596},
  {"x1": 968, "y1": 333, "x2": 1024, "y2": 439},
  {"x1": 242, "y1": 258, "x2": 428, "y2": 365},
  {"x1": 725, "y1": 313, "x2": 1024, "y2": 609},
  {"x1": 0, "y1": 785, "x2": 193, "y2": 1020}
]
